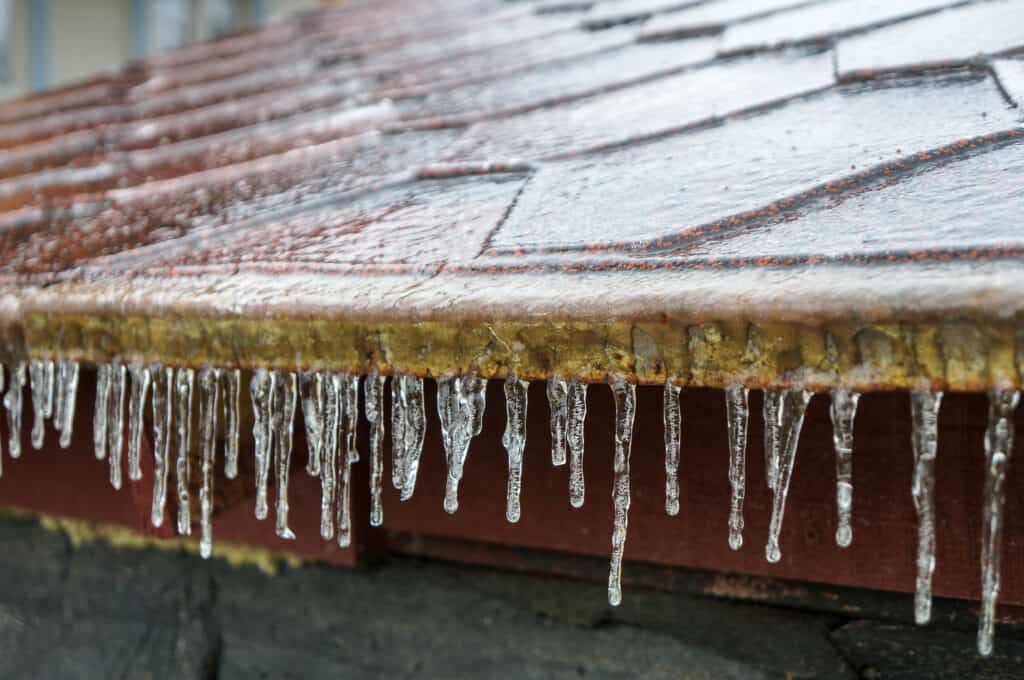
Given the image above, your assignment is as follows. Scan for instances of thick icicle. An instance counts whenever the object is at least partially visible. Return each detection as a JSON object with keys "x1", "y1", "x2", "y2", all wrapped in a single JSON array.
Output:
[
  {"x1": 198, "y1": 367, "x2": 220, "y2": 558},
  {"x1": 251, "y1": 369, "x2": 275, "y2": 521},
  {"x1": 765, "y1": 389, "x2": 813, "y2": 563},
  {"x1": 29, "y1": 359, "x2": 54, "y2": 450},
  {"x1": 365, "y1": 371, "x2": 386, "y2": 527},
  {"x1": 547, "y1": 378, "x2": 568, "y2": 466},
  {"x1": 502, "y1": 377, "x2": 529, "y2": 523},
  {"x1": 127, "y1": 365, "x2": 151, "y2": 482},
  {"x1": 978, "y1": 389, "x2": 1019, "y2": 656},
  {"x1": 663, "y1": 381, "x2": 682, "y2": 517},
  {"x1": 3, "y1": 362, "x2": 26, "y2": 459},
  {"x1": 107, "y1": 364, "x2": 127, "y2": 490},
  {"x1": 608, "y1": 379, "x2": 636, "y2": 607},
  {"x1": 567, "y1": 381, "x2": 588, "y2": 509},
  {"x1": 763, "y1": 390, "x2": 782, "y2": 491},
  {"x1": 174, "y1": 367, "x2": 195, "y2": 536},
  {"x1": 150, "y1": 366, "x2": 173, "y2": 527},
  {"x1": 391, "y1": 376, "x2": 407, "y2": 491},
  {"x1": 222, "y1": 369, "x2": 240, "y2": 479},
  {"x1": 299, "y1": 372, "x2": 324, "y2": 477},
  {"x1": 55, "y1": 361, "x2": 79, "y2": 449},
  {"x1": 726, "y1": 385, "x2": 750, "y2": 551},
  {"x1": 272, "y1": 371, "x2": 298, "y2": 540},
  {"x1": 319, "y1": 374, "x2": 340, "y2": 540},
  {"x1": 830, "y1": 388, "x2": 860, "y2": 548},
  {"x1": 398, "y1": 376, "x2": 426, "y2": 501},
  {"x1": 910, "y1": 388, "x2": 942, "y2": 625},
  {"x1": 93, "y1": 364, "x2": 111, "y2": 461},
  {"x1": 438, "y1": 374, "x2": 487, "y2": 514},
  {"x1": 336, "y1": 373, "x2": 360, "y2": 548}
]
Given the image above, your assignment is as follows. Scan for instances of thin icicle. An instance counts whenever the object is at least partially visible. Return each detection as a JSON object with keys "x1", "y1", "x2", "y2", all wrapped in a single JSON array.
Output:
[
  {"x1": 198, "y1": 367, "x2": 220, "y2": 558},
  {"x1": 830, "y1": 388, "x2": 860, "y2": 548},
  {"x1": 273, "y1": 371, "x2": 298, "y2": 540},
  {"x1": 567, "y1": 380, "x2": 588, "y2": 509},
  {"x1": 127, "y1": 365, "x2": 151, "y2": 482},
  {"x1": 56, "y1": 361, "x2": 79, "y2": 449},
  {"x1": 29, "y1": 359, "x2": 54, "y2": 450},
  {"x1": 608, "y1": 379, "x2": 636, "y2": 607},
  {"x1": 299, "y1": 372, "x2": 324, "y2": 477},
  {"x1": 319, "y1": 374, "x2": 340, "y2": 540},
  {"x1": 93, "y1": 364, "x2": 111, "y2": 460},
  {"x1": 222, "y1": 369, "x2": 240, "y2": 479},
  {"x1": 365, "y1": 371, "x2": 386, "y2": 527},
  {"x1": 150, "y1": 366, "x2": 173, "y2": 528},
  {"x1": 663, "y1": 381, "x2": 682, "y2": 516},
  {"x1": 3, "y1": 362, "x2": 26, "y2": 459},
  {"x1": 763, "y1": 390, "x2": 782, "y2": 491},
  {"x1": 910, "y1": 388, "x2": 942, "y2": 625},
  {"x1": 399, "y1": 376, "x2": 426, "y2": 502},
  {"x1": 726, "y1": 385, "x2": 749, "y2": 551},
  {"x1": 547, "y1": 378, "x2": 568, "y2": 466},
  {"x1": 107, "y1": 364, "x2": 127, "y2": 489},
  {"x1": 251, "y1": 369, "x2": 275, "y2": 521},
  {"x1": 438, "y1": 374, "x2": 487, "y2": 514},
  {"x1": 53, "y1": 362, "x2": 65, "y2": 438},
  {"x1": 337, "y1": 372, "x2": 360, "y2": 548},
  {"x1": 978, "y1": 389, "x2": 1019, "y2": 656},
  {"x1": 174, "y1": 367, "x2": 195, "y2": 536},
  {"x1": 765, "y1": 389, "x2": 813, "y2": 563},
  {"x1": 391, "y1": 376, "x2": 407, "y2": 491},
  {"x1": 502, "y1": 377, "x2": 529, "y2": 523}
]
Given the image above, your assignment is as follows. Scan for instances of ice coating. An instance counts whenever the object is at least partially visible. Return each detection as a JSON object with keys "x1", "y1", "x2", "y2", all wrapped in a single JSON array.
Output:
[
  {"x1": 978, "y1": 389, "x2": 1019, "y2": 656},
  {"x1": 830, "y1": 388, "x2": 860, "y2": 548},
  {"x1": 127, "y1": 364, "x2": 151, "y2": 482},
  {"x1": 174, "y1": 367, "x2": 195, "y2": 535},
  {"x1": 502, "y1": 377, "x2": 529, "y2": 523},
  {"x1": 567, "y1": 380, "x2": 587, "y2": 509},
  {"x1": 364, "y1": 371, "x2": 386, "y2": 527},
  {"x1": 29, "y1": 359, "x2": 54, "y2": 450},
  {"x1": 55, "y1": 360, "x2": 79, "y2": 449},
  {"x1": 438, "y1": 374, "x2": 487, "y2": 514},
  {"x1": 546, "y1": 378, "x2": 568, "y2": 466},
  {"x1": 150, "y1": 365, "x2": 173, "y2": 528},
  {"x1": 765, "y1": 389, "x2": 812, "y2": 563},
  {"x1": 299, "y1": 371, "x2": 324, "y2": 477},
  {"x1": 663, "y1": 381, "x2": 681, "y2": 517},
  {"x1": 725, "y1": 385, "x2": 749, "y2": 551},
  {"x1": 198, "y1": 367, "x2": 220, "y2": 558},
  {"x1": 398, "y1": 375, "x2": 426, "y2": 502},
  {"x1": 3, "y1": 362, "x2": 25, "y2": 460},
  {"x1": 762, "y1": 390, "x2": 782, "y2": 491},
  {"x1": 319, "y1": 373, "x2": 340, "y2": 540},
  {"x1": 107, "y1": 364, "x2": 127, "y2": 490},
  {"x1": 272, "y1": 371, "x2": 297, "y2": 540},
  {"x1": 222, "y1": 368, "x2": 240, "y2": 479},
  {"x1": 910, "y1": 388, "x2": 942, "y2": 625},
  {"x1": 608, "y1": 379, "x2": 636, "y2": 607},
  {"x1": 251, "y1": 369, "x2": 275, "y2": 521}
]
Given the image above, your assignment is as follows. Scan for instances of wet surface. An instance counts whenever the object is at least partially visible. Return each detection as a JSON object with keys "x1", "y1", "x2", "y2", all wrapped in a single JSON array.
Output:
[{"x1": 638, "y1": 0, "x2": 817, "y2": 41}]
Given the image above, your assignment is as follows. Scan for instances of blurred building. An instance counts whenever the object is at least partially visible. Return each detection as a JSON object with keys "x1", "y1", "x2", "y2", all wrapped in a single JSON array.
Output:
[{"x1": 0, "y1": 0, "x2": 321, "y2": 100}]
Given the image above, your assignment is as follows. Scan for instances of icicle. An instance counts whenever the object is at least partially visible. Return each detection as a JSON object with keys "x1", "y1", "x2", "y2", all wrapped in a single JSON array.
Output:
[
  {"x1": 365, "y1": 371, "x2": 386, "y2": 527},
  {"x1": 106, "y1": 364, "x2": 127, "y2": 490},
  {"x1": 197, "y1": 367, "x2": 220, "y2": 558},
  {"x1": 93, "y1": 364, "x2": 111, "y2": 460},
  {"x1": 399, "y1": 376, "x2": 426, "y2": 501},
  {"x1": 52, "y1": 362, "x2": 65, "y2": 437},
  {"x1": 765, "y1": 389, "x2": 812, "y2": 563},
  {"x1": 391, "y1": 376, "x2": 407, "y2": 491},
  {"x1": 608, "y1": 379, "x2": 636, "y2": 607},
  {"x1": 978, "y1": 389, "x2": 1019, "y2": 656},
  {"x1": 299, "y1": 372, "x2": 324, "y2": 477},
  {"x1": 547, "y1": 378, "x2": 568, "y2": 466},
  {"x1": 438, "y1": 374, "x2": 486, "y2": 514},
  {"x1": 222, "y1": 369, "x2": 240, "y2": 479},
  {"x1": 319, "y1": 374, "x2": 340, "y2": 540},
  {"x1": 726, "y1": 385, "x2": 749, "y2": 551},
  {"x1": 174, "y1": 367, "x2": 195, "y2": 536},
  {"x1": 272, "y1": 371, "x2": 297, "y2": 540},
  {"x1": 55, "y1": 361, "x2": 79, "y2": 449},
  {"x1": 567, "y1": 380, "x2": 588, "y2": 509},
  {"x1": 0, "y1": 365, "x2": 3, "y2": 471},
  {"x1": 29, "y1": 359, "x2": 54, "y2": 450},
  {"x1": 663, "y1": 381, "x2": 682, "y2": 516},
  {"x1": 830, "y1": 388, "x2": 860, "y2": 548},
  {"x1": 250, "y1": 369, "x2": 275, "y2": 521},
  {"x1": 3, "y1": 362, "x2": 26, "y2": 459},
  {"x1": 910, "y1": 388, "x2": 942, "y2": 625},
  {"x1": 502, "y1": 377, "x2": 529, "y2": 523},
  {"x1": 150, "y1": 365, "x2": 173, "y2": 528},
  {"x1": 763, "y1": 390, "x2": 782, "y2": 491},
  {"x1": 336, "y1": 373, "x2": 360, "y2": 548},
  {"x1": 127, "y1": 365, "x2": 151, "y2": 482}
]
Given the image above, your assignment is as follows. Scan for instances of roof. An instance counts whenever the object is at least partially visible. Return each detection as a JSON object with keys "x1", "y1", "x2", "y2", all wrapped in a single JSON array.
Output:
[{"x1": 1, "y1": 0, "x2": 1023, "y2": 390}]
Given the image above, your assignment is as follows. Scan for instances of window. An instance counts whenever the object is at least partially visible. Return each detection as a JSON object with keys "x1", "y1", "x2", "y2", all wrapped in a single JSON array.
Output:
[
  {"x1": 151, "y1": 0, "x2": 194, "y2": 53},
  {"x1": 205, "y1": 0, "x2": 245, "y2": 38},
  {"x1": 0, "y1": 0, "x2": 11, "y2": 83}
]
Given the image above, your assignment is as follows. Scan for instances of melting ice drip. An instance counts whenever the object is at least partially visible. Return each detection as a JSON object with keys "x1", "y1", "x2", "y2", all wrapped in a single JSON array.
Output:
[{"x1": 0, "y1": 360, "x2": 1019, "y2": 655}]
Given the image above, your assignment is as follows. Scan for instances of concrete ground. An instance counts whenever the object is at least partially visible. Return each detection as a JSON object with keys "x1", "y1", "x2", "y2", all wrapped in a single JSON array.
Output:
[{"x1": 0, "y1": 514, "x2": 1020, "y2": 679}]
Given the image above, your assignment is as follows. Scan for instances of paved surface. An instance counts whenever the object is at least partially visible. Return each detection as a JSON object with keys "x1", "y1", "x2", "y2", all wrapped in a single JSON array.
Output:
[{"x1": 0, "y1": 514, "x2": 1022, "y2": 679}]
